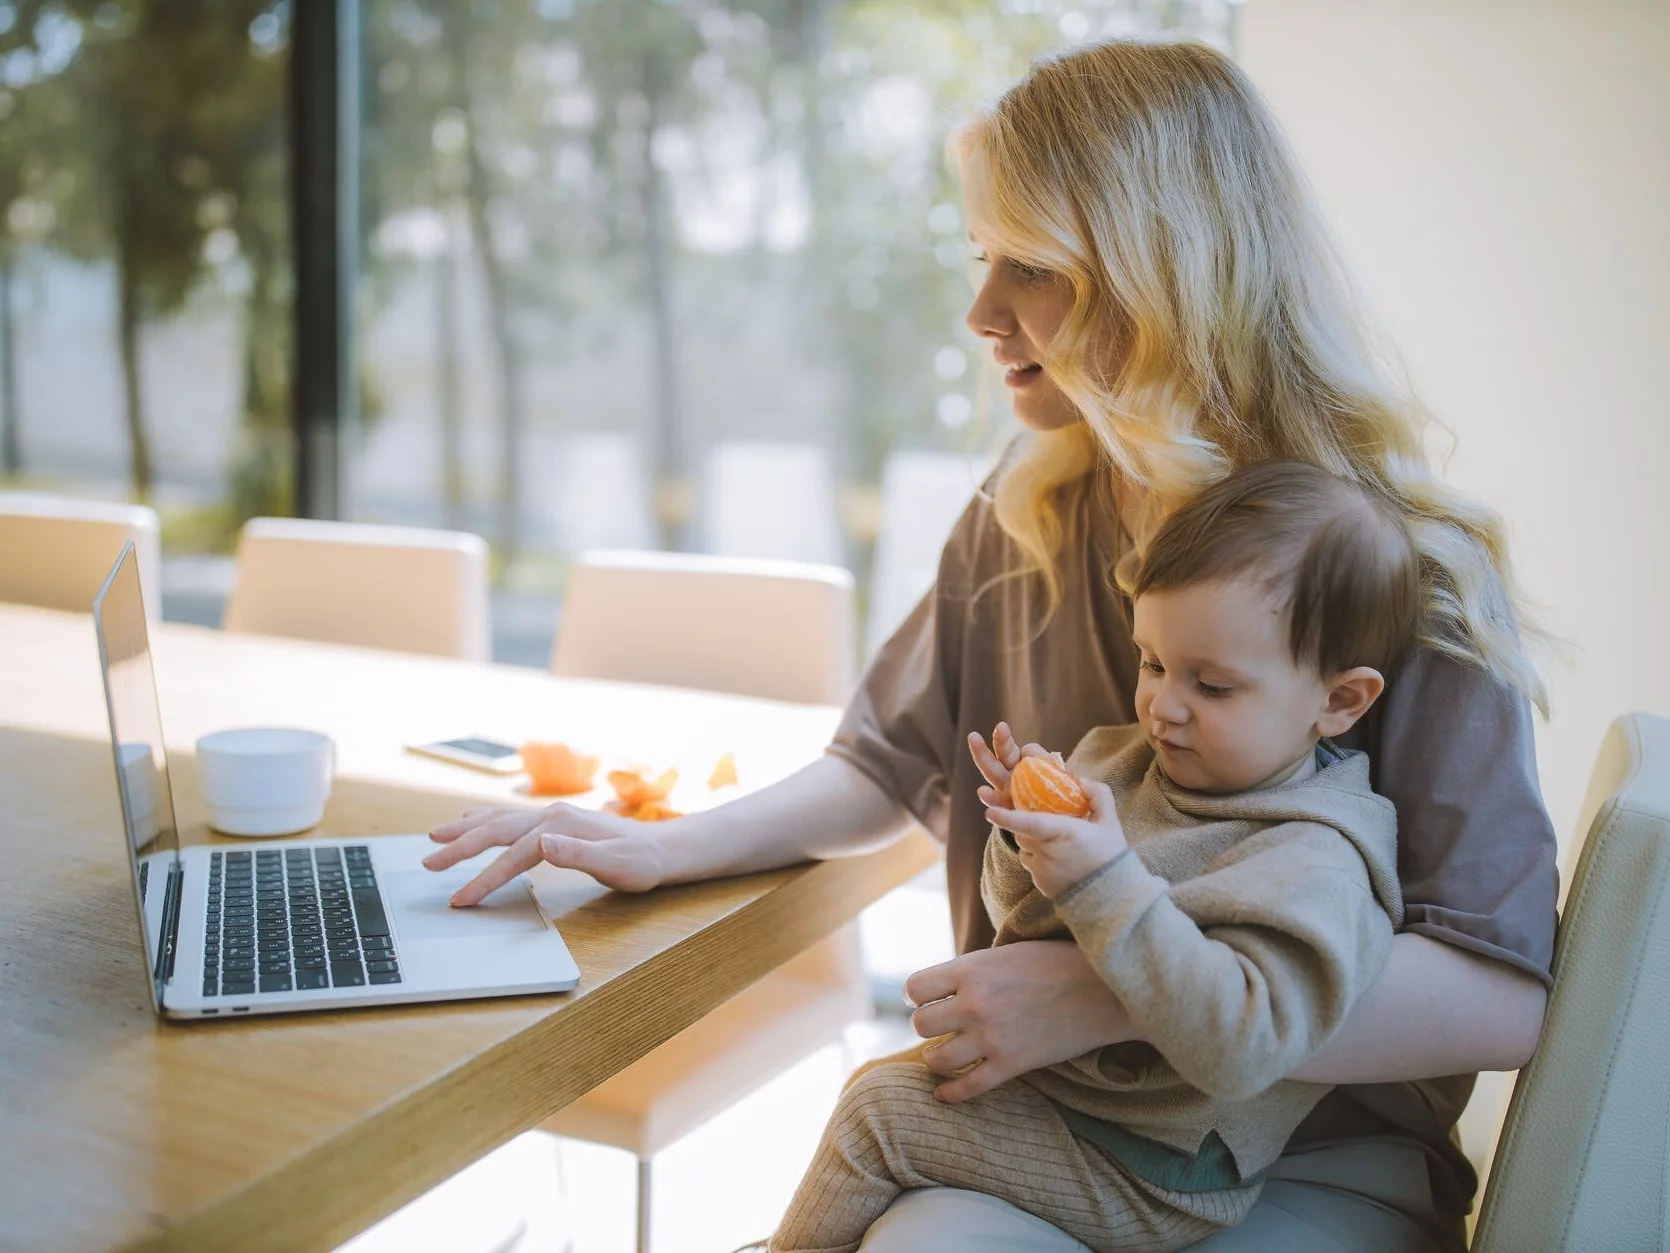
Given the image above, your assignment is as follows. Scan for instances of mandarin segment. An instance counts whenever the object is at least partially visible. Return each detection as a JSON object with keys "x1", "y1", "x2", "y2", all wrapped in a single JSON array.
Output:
[{"x1": 1009, "y1": 755, "x2": 1091, "y2": 817}]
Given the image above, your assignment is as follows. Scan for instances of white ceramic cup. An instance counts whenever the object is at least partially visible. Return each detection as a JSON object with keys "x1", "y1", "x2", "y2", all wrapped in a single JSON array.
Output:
[{"x1": 195, "y1": 727, "x2": 335, "y2": 837}]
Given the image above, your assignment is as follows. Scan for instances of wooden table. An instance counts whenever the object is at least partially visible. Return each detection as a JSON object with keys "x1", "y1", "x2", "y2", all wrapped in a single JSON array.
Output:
[{"x1": 0, "y1": 603, "x2": 938, "y2": 1253}]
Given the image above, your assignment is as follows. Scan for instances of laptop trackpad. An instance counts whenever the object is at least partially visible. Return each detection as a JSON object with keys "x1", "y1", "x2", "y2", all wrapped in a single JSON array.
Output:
[{"x1": 383, "y1": 870, "x2": 547, "y2": 941}]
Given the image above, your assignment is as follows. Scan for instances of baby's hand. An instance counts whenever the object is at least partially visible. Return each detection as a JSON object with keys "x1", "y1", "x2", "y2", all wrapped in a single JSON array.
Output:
[
  {"x1": 968, "y1": 723, "x2": 1057, "y2": 811},
  {"x1": 984, "y1": 778, "x2": 1128, "y2": 900}
]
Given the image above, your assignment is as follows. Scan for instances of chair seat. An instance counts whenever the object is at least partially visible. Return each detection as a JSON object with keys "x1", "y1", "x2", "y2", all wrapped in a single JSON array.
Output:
[{"x1": 544, "y1": 959, "x2": 872, "y2": 1157}]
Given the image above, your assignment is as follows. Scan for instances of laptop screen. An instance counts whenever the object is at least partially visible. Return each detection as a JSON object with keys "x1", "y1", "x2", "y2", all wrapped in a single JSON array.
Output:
[{"x1": 93, "y1": 542, "x2": 183, "y2": 1013}]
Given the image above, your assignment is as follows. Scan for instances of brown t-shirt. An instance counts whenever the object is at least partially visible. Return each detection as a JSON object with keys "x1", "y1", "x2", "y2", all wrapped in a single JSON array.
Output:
[{"x1": 828, "y1": 451, "x2": 1559, "y2": 1214}]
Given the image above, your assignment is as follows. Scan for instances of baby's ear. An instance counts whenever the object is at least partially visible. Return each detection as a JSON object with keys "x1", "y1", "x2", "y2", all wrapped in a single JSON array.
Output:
[{"x1": 1316, "y1": 666, "x2": 1385, "y2": 738}]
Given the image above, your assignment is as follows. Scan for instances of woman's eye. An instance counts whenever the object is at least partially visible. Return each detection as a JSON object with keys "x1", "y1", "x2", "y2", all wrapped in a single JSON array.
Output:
[{"x1": 1008, "y1": 259, "x2": 1052, "y2": 284}]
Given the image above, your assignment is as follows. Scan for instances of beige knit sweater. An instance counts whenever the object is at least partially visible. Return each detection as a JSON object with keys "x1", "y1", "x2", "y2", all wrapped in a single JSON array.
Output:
[{"x1": 983, "y1": 724, "x2": 1404, "y2": 1180}]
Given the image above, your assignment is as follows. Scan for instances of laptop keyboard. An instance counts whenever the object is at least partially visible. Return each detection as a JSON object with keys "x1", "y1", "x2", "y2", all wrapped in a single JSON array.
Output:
[{"x1": 202, "y1": 845, "x2": 401, "y2": 997}]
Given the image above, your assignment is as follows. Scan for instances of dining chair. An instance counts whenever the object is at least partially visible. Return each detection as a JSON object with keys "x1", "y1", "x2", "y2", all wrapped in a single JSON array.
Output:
[
  {"x1": 0, "y1": 491, "x2": 162, "y2": 619},
  {"x1": 222, "y1": 517, "x2": 492, "y2": 662},
  {"x1": 1468, "y1": 710, "x2": 1670, "y2": 1250},
  {"x1": 543, "y1": 547, "x2": 872, "y2": 1253},
  {"x1": 699, "y1": 440, "x2": 845, "y2": 568}
]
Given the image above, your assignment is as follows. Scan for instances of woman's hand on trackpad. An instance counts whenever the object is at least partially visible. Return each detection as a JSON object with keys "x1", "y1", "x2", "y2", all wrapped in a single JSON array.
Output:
[{"x1": 424, "y1": 802, "x2": 667, "y2": 905}]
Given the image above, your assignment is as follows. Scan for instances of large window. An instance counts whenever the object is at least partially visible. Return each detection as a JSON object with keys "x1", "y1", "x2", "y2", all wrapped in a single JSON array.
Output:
[
  {"x1": 0, "y1": 0, "x2": 292, "y2": 595},
  {"x1": 0, "y1": 1, "x2": 1234, "y2": 650},
  {"x1": 354, "y1": 0, "x2": 1235, "y2": 660}
]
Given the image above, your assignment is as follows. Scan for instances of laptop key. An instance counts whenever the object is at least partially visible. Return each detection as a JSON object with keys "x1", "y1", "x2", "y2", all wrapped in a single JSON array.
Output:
[
  {"x1": 366, "y1": 959, "x2": 398, "y2": 973},
  {"x1": 222, "y1": 979, "x2": 255, "y2": 995},
  {"x1": 202, "y1": 979, "x2": 218, "y2": 996},
  {"x1": 296, "y1": 968, "x2": 329, "y2": 990},
  {"x1": 368, "y1": 970, "x2": 402, "y2": 985},
  {"x1": 330, "y1": 962, "x2": 366, "y2": 987},
  {"x1": 259, "y1": 973, "x2": 293, "y2": 993}
]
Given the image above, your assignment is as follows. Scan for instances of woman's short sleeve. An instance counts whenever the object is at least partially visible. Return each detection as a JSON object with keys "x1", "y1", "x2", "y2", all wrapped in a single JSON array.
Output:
[
  {"x1": 1342, "y1": 647, "x2": 1559, "y2": 984},
  {"x1": 823, "y1": 490, "x2": 989, "y2": 844}
]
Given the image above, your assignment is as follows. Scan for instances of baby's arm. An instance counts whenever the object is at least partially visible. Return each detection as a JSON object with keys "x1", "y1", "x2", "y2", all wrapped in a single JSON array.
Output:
[{"x1": 1003, "y1": 816, "x2": 1393, "y2": 1101}]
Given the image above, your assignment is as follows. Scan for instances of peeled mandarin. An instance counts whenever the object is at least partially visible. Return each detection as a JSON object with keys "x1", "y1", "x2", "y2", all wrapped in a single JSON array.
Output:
[
  {"x1": 1009, "y1": 755, "x2": 1091, "y2": 818},
  {"x1": 520, "y1": 741, "x2": 600, "y2": 796}
]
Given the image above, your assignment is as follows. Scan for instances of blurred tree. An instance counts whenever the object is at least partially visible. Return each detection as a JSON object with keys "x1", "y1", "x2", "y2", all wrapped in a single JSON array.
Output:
[{"x1": 0, "y1": 0, "x2": 55, "y2": 477}]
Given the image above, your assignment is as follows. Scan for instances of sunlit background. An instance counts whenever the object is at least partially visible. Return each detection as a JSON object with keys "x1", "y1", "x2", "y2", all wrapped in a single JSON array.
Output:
[{"x1": 0, "y1": 0, "x2": 1236, "y2": 664}]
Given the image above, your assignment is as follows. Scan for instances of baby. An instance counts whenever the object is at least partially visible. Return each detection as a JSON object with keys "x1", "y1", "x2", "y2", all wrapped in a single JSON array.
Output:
[{"x1": 769, "y1": 461, "x2": 1419, "y2": 1252}]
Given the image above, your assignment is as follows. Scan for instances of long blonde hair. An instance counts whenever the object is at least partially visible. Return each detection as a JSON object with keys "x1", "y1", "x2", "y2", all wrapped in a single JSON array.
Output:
[{"x1": 953, "y1": 39, "x2": 1547, "y2": 711}]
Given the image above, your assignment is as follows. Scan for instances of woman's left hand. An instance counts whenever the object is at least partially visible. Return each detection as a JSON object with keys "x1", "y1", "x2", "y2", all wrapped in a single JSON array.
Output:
[{"x1": 903, "y1": 939, "x2": 1138, "y2": 1102}]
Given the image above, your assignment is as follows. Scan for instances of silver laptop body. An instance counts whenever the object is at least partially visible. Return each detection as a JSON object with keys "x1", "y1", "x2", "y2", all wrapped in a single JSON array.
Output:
[{"x1": 93, "y1": 543, "x2": 580, "y2": 1020}]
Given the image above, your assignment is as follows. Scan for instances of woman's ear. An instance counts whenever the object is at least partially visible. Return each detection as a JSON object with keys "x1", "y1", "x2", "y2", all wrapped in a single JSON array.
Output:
[{"x1": 1316, "y1": 666, "x2": 1385, "y2": 738}]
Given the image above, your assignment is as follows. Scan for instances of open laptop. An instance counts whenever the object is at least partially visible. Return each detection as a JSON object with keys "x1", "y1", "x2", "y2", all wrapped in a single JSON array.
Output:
[{"x1": 93, "y1": 542, "x2": 580, "y2": 1019}]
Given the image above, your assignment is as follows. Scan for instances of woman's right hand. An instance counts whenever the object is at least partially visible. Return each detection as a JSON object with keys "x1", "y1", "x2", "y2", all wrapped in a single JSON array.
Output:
[{"x1": 424, "y1": 802, "x2": 668, "y2": 906}]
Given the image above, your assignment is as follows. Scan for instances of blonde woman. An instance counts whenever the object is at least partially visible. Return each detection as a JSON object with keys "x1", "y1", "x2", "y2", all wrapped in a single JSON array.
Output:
[{"x1": 428, "y1": 39, "x2": 1554, "y2": 1252}]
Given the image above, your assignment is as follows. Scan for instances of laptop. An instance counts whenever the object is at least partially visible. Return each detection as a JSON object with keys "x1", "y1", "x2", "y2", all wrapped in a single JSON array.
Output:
[{"x1": 93, "y1": 542, "x2": 581, "y2": 1019}]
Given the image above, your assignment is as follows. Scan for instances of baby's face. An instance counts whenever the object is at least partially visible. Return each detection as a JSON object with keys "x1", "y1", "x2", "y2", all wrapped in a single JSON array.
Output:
[{"x1": 1131, "y1": 578, "x2": 1332, "y2": 793}]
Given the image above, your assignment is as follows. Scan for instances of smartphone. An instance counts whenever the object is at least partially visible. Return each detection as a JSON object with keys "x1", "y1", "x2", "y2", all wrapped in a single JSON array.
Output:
[{"x1": 405, "y1": 736, "x2": 524, "y2": 775}]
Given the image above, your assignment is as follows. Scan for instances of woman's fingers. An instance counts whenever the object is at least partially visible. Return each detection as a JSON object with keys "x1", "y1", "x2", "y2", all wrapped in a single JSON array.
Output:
[
  {"x1": 448, "y1": 831, "x2": 543, "y2": 907},
  {"x1": 932, "y1": 1063, "x2": 1005, "y2": 1104},
  {"x1": 902, "y1": 955, "x2": 964, "y2": 1008},
  {"x1": 919, "y1": 1030, "x2": 985, "y2": 1076},
  {"x1": 427, "y1": 807, "x2": 507, "y2": 841},
  {"x1": 422, "y1": 810, "x2": 537, "y2": 870}
]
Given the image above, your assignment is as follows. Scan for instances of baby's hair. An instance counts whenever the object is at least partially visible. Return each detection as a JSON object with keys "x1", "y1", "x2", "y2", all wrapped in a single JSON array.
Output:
[{"x1": 1129, "y1": 462, "x2": 1420, "y2": 678}]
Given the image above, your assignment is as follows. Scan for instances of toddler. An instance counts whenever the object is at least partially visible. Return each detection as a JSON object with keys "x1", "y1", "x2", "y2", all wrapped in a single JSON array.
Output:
[{"x1": 770, "y1": 461, "x2": 1419, "y2": 1252}]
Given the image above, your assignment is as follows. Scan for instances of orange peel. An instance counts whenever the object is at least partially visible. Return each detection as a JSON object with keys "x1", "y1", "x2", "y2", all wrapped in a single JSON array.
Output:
[{"x1": 707, "y1": 752, "x2": 738, "y2": 790}]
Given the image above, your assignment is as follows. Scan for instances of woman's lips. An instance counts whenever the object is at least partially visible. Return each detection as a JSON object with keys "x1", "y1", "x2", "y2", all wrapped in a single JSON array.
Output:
[{"x1": 1004, "y1": 363, "x2": 1044, "y2": 388}]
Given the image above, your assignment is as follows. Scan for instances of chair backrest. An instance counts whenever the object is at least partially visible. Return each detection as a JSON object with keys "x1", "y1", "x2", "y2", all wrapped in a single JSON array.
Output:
[
  {"x1": 1472, "y1": 711, "x2": 1670, "y2": 1251},
  {"x1": 700, "y1": 440, "x2": 844, "y2": 567},
  {"x1": 222, "y1": 517, "x2": 492, "y2": 662},
  {"x1": 866, "y1": 448, "x2": 993, "y2": 657},
  {"x1": 0, "y1": 492, "x2": 162, "y2": 620},
  {"x1": 551, "y1": 549, "x2": 856, "y2": 707}
]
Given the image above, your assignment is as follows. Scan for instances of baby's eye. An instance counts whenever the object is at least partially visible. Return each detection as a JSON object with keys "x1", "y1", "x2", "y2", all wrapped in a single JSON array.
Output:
[
  {"x1": 1196, "y1": 681, "x2": 1233, "y2": 699},
  {"x1": 1140, "y1": 658, "x2": 1164, "y2": 676}
]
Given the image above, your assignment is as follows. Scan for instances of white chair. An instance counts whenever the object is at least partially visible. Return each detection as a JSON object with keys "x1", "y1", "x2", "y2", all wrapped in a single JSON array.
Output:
[
  {"x1": 0, "y1": 492, "x2": 162, "y2": 619},
  {"x1": 223, "y1": 517, "x2": 491, "y2": 662},
  {"x1": 700, "y1": 440, "x2": 844, "y2": 568},
  {"x1": 543, "y1": 547, "x2": 871, "y2": 1253},
  {"x1": 551, "y1": 549, "x2": 857, "y2": 707},
  {"x1": 1469, "y1": 710, "x2": 1670, "y2": 1250},
  {"x1": 865, "y1": 449, "x2": 993, "y2": 657},
  {"x1": 549, "y1": 432, "x2": 656, "y2": 554}
]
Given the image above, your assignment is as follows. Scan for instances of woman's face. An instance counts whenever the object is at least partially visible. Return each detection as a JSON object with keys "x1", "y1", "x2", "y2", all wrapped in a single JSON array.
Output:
[{"x1": 965, "y1": 245, "x2": 1082, "y2": 432}]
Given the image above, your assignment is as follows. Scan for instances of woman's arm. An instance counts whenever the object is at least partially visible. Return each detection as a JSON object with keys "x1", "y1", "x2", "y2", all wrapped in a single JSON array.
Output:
[
  {"x1": 427, "y1": 752, "x2": 917, "y2": 905},
  {"x1": 905, "y1": 930, "x2": 1546, "y2": 1102},
  {"x1": 1288, "y1": 931, "x2": 1546, "y2": 1081}
]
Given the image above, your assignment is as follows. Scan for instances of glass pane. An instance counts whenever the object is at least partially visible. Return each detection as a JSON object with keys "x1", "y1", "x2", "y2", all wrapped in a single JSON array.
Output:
[
  {"x1": 0, "y1": 1, "x2": 293, "y2": 623},
  {"x1": 354, "y1": 0, "x2": 1234, "y2": 665}
]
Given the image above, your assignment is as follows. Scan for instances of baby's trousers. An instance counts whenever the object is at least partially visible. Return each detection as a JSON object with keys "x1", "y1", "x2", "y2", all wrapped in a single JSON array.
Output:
[{"x1": 770, "y1": 1055, "x2": 1259, "y2": 1253}]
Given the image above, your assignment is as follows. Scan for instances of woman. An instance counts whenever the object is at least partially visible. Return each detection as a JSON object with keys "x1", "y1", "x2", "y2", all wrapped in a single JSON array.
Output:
[{"x1": 427, "y1": 39, "x2": 1556, "y2": 1251}]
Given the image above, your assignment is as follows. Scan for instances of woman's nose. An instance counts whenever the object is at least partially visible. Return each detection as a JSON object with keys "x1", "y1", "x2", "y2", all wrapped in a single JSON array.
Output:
[{"x1": 965, "y1": 268, "x2": 1016, "y2": 340}]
